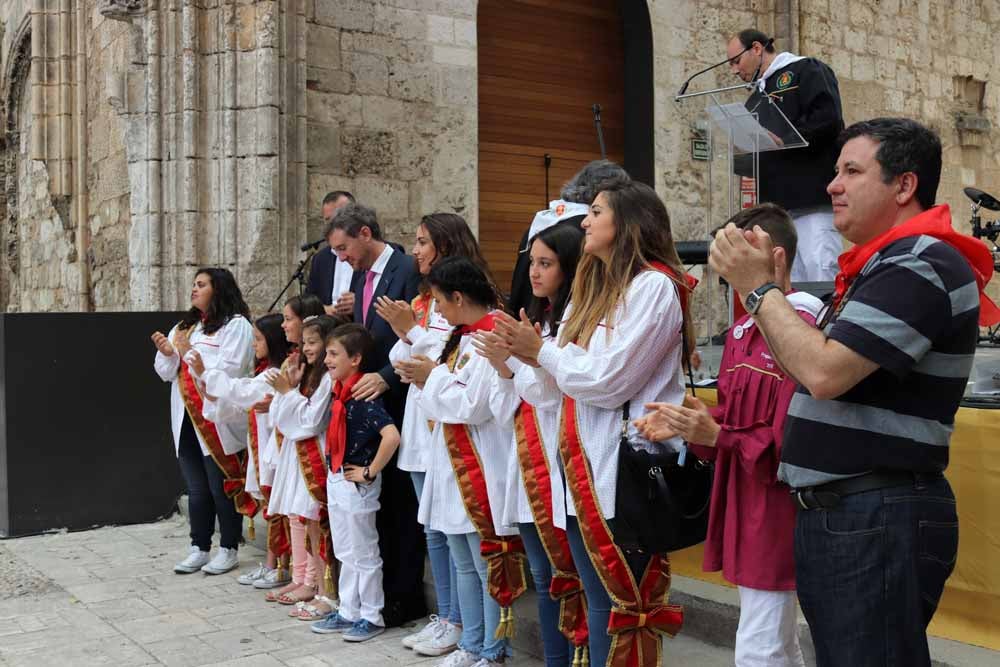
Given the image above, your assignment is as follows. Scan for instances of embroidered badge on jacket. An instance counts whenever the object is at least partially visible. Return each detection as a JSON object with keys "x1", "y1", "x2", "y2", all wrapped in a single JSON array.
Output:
[{"x1": 776, "y1": 71, "x2": 793, "y2": 89}]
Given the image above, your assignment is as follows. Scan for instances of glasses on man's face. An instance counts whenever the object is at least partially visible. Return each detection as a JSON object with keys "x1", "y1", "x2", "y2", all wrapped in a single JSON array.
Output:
[{"x1": 728, "y1": 52, "x2": 745, "y2": 67}]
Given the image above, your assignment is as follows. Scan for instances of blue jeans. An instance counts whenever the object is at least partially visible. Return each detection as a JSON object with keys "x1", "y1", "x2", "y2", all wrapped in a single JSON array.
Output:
[
  {"x1": 795, "y1": 475, "x2": 958, "y2": 667},
  {"x1": 519, "y1": 522, "x2": 572, "y2": 666},
  {"x1": 176, "y1": 415, "x2": 242, "y2": 551},
  {"x1": 566, "y1": 516, "x2": 651, "y2": 667},
  {"x1": 447, "y1": 532, "x2": 509, "y2": 661},
  {"x1": 411, "y1": 471, "x2": 461, "y2": 625},
  {"x1": 566, "y1": 516, "x2": 611, "y2": 666}
]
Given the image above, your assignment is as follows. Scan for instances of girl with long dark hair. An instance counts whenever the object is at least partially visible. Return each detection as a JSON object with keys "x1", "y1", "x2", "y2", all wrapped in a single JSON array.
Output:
[
  {"x1": 152, "y1": 268, "x2": 256, "y2": 576},
  {"x1": 265, "y1": 315, "x2": 342, "y2": 612},
  {"x1": 474, "y1": 223, "x2": 585, "y2": 666},
  {"x1": 495, "y1": 180, "x2": 693, "y2": 666},
  {"x1": 375, "y1": 213, "x2": 492, "y2": 655},
  {"x1": 406, "y1": 257, "x2": 520, "y2": 667}
]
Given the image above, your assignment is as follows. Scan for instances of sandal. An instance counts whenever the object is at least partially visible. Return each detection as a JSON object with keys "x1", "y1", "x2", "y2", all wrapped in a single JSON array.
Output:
[
  {"x1": 276, "y1": 585, "x2": 316, "y2": 606},
  {"x1": 265, "y1": 581, "x2": 300, "y2": 603},
  {"x1": 293, "y1": 596, "x2": 336, "y2": 621}
]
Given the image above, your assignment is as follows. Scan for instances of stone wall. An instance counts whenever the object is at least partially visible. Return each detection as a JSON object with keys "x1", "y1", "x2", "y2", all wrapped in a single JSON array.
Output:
[
  {"x1": 14, "y1": 81, "x2": 79, "y2": 311},
  {"x1": 87, "y1": 6, "x2": 132, "y2": 310},
  {"x1": 305, "y1": 0, "x2": 478, "y2": 248},
  {"x1": 799, "y1": 0, "x2": 1000, "y2": 251}
]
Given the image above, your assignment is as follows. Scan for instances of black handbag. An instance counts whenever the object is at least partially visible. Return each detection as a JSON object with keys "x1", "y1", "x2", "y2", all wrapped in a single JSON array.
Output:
[{"x1": 613, "y1": 399, "x2": 713, "y2": 553}]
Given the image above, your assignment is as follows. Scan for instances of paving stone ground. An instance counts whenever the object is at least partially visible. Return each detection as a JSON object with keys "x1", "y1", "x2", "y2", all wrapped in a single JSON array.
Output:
[{"x1": 0, "y1": 515, "x2": 736, "y2": 666}]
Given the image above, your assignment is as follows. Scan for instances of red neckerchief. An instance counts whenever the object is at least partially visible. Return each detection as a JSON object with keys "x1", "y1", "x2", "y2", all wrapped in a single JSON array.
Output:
[
  {"x1": 253, "y1": 359, "x2": 269, "y2": 376},
  {"x1": 832, "y1": 205, "x2": 1000, "y2": 326},
  {"x1": 413, "y1": 293, "x2": 433, "y2": 328},
  {"x1": 459, "y1": 311, "x2": 497, "y2": 336},
  {"x1": 649, "y1": 261, "x2": 699, "y2": 314},
  {"x1": 326, "y1": 371, "x2": 364, "y2": 471}
]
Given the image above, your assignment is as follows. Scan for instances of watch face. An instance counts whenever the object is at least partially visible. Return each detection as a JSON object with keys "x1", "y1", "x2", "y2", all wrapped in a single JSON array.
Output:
[{"x1": 746, "y1": 293, "x2": 760, "y2": 312}]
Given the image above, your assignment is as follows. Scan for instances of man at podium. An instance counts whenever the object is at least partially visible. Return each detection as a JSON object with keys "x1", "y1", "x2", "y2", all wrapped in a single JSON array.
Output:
[{"x1": 726, "y1": 29, "x2": 844, "y2": 282}]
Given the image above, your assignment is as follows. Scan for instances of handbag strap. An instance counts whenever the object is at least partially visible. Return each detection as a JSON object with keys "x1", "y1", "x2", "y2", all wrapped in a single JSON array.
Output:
[{"x1": 620, "y1": 322, "x2": 697, "y2": 432}]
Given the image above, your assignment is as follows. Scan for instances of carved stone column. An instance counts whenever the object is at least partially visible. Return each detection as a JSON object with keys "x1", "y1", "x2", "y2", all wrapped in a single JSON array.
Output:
[{"x1": 104, "y1": 0, "x2": 307, "y2": 311}]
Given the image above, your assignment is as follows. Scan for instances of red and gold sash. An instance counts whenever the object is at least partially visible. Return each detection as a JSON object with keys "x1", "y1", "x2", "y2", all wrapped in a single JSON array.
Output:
[
  {"x1": 442, "y1": 313, "x2": 527, "y2": 636},
  {"x1": 514, "y1": 401, "x2": 588, "y2": 651},
  {"x1": 247, "y1": 411, "x2": 263, "y2": 504},
  {"x1": 175, "y1": 341, "x2": 259, "y2": 519},
  {"x1": 296, "y1": 434, "x2": 332, "y2": 566},
  {"x1": 559, "y1": 396, "x2": 683, "y2": 667}
]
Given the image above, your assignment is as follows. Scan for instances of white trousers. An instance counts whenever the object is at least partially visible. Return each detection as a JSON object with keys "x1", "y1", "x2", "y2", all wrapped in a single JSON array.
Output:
[
  {"x1": 790, "y1": 210, "x2": 841, "y2": 283},
  {"x1": 735, "y1": 586, "x2": 805, "y2": 667},
  {"x1": 327, "y1": 471, "x2": 384, "y2": 626}
]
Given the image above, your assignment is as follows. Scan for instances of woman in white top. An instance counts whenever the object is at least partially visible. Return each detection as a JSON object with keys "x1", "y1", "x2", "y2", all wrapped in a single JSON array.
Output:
[
  {"x1": 406, "y1": 257, "x2": 519, "y2": 667},
  {"x1": 376, "y1": 213, "x2": 493, "y2": 654},
  {"x1": 152, "y1": 268, "x2": 255, "y2": 576},
  {"x1": 495, "y1": 180, "x2": 692, "y2": 667},
  {"x1": 476, "y1": 223, "x2": 585, "y2": 667}
]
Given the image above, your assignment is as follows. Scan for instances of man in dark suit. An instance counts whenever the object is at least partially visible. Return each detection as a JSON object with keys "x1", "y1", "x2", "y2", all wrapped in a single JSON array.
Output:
[
  {"x1": 327, "y1": 202, "x2": 426, "y2": 627},
  {"x1": 305, "y1": 190, "x2": 357, "y2": 316}
]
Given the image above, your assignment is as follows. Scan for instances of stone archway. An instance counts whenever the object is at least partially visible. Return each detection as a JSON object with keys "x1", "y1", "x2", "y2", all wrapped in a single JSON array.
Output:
[{"x1": 0, "y1": 21, "x2": 33, "y2": 312}]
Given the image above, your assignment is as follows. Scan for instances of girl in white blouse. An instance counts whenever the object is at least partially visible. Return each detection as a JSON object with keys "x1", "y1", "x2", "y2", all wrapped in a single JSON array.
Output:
[
  {"x1": 152, "y1": 268, "x2": 255, "y2": 577},
  {"x1": 404, "y1": 257, "x2": 516, "y2": 667},
  {"x1": 377, "y1": 213, "x2": 492, "y2": 655},
  {"x1": 495, "y1": 180, "x2": 692, "y2": 667},
  {"x1": 264, "y1": 315, "x2": 341, "y2": 609},
  {"x1": 475, "y1": 223, "x2": 584, "y2": 667}
]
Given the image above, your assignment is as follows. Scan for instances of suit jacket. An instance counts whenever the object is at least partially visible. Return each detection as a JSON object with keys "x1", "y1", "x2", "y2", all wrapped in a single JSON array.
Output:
[
  {"x1": 351, "y1": 246, "x2": 422, "y2": 424},
  {"x1": 305, "y1": 247, "x2": 339, "y2": 306}
]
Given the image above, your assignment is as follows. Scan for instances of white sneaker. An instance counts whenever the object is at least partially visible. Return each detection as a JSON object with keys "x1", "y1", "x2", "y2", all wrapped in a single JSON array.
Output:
[
  {"x1": 201, "y1": 547, "x2": 239, "y2": 575},
  {"x1": 252, "y1": 566, "x2": 292, "y2": 589},
  {"x1": 237, "y1": 563, "x2": 272, "y2": 585},
  {"x1": 417, "y1": 621, "x2": 463, "y2": 657},
  {"x1": 403, "y1": 614, "x2": 444, "y2": 649},
  {"x1": 433, "y1": 649, "x2": 478, "y2": 667},
  {"x1": 174, "y1": 545, "x2": 211, "y2": 574},
  {"x1": 470, "y1": 659, "x2": 503, "y2": 667}
]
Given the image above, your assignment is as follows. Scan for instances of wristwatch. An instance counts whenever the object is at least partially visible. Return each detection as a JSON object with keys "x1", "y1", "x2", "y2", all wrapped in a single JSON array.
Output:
[
  {"x1": 744, "y1": 282, "x2": 780, "y2": 315},
  {"x1": 362, "y1": 466, "x2": 373, "y2": 482}
]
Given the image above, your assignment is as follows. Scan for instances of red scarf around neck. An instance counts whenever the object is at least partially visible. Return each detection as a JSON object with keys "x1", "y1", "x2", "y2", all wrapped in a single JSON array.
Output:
[
  {"x1": 459, "y1": 311, "x2": 497, "y2": 336},
  {"x1": 832, "y1": 205, "x2": 1000, "y2": 326},
  {"x1": 326, "y1": 371, "x2": 364, "y2": 472}
]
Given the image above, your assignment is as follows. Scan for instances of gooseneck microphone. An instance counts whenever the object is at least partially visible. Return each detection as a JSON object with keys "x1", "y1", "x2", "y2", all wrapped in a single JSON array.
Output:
[{"x1": 676, "y1": 37, "x2": 774, "y2": 97}]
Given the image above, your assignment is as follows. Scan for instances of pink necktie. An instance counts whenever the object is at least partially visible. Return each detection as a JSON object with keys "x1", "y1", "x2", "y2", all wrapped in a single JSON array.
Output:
[{"x1": 362, "y1": 270, "x2": 376, "y2": 325}]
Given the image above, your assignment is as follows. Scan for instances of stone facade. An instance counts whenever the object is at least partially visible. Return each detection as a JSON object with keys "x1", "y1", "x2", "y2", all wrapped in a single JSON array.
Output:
[{"x1": 0, "y1": 0, "x2": 998, "y2": 321}]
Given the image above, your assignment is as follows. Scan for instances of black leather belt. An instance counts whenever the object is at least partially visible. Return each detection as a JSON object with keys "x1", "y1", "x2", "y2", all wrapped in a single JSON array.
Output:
[{"x1": 792, "y1": 470, "x2": 944, "y2": 511}]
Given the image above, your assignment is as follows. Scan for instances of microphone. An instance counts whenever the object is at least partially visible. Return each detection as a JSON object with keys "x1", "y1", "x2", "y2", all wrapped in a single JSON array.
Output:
[
  {"x1": 677, "y1": 37, "x2": 773, "y2": 97},
  {"x1": 678, "y1": 45, "x2": 750, "y2": 97},
  {"x1": 300, "y1": 238, "x2": 325, "y2": 252}
]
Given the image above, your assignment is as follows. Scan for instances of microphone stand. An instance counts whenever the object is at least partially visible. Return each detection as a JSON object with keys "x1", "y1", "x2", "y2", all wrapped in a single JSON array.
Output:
[
  {"x1": 268, "y1": 248, "x2": 316, "y2": 312},
  {"x1": 543, "y1": 153, "x2": 552, "y2": 206},
  {"x1": 592, "y1": 104, "x2": 607, "y2": 159}
]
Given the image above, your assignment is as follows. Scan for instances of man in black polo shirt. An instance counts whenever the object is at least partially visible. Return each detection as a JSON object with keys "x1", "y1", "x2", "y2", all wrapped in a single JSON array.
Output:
[{"x1": 709, "y1": 118, "x2": 999, "y2": 666}]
